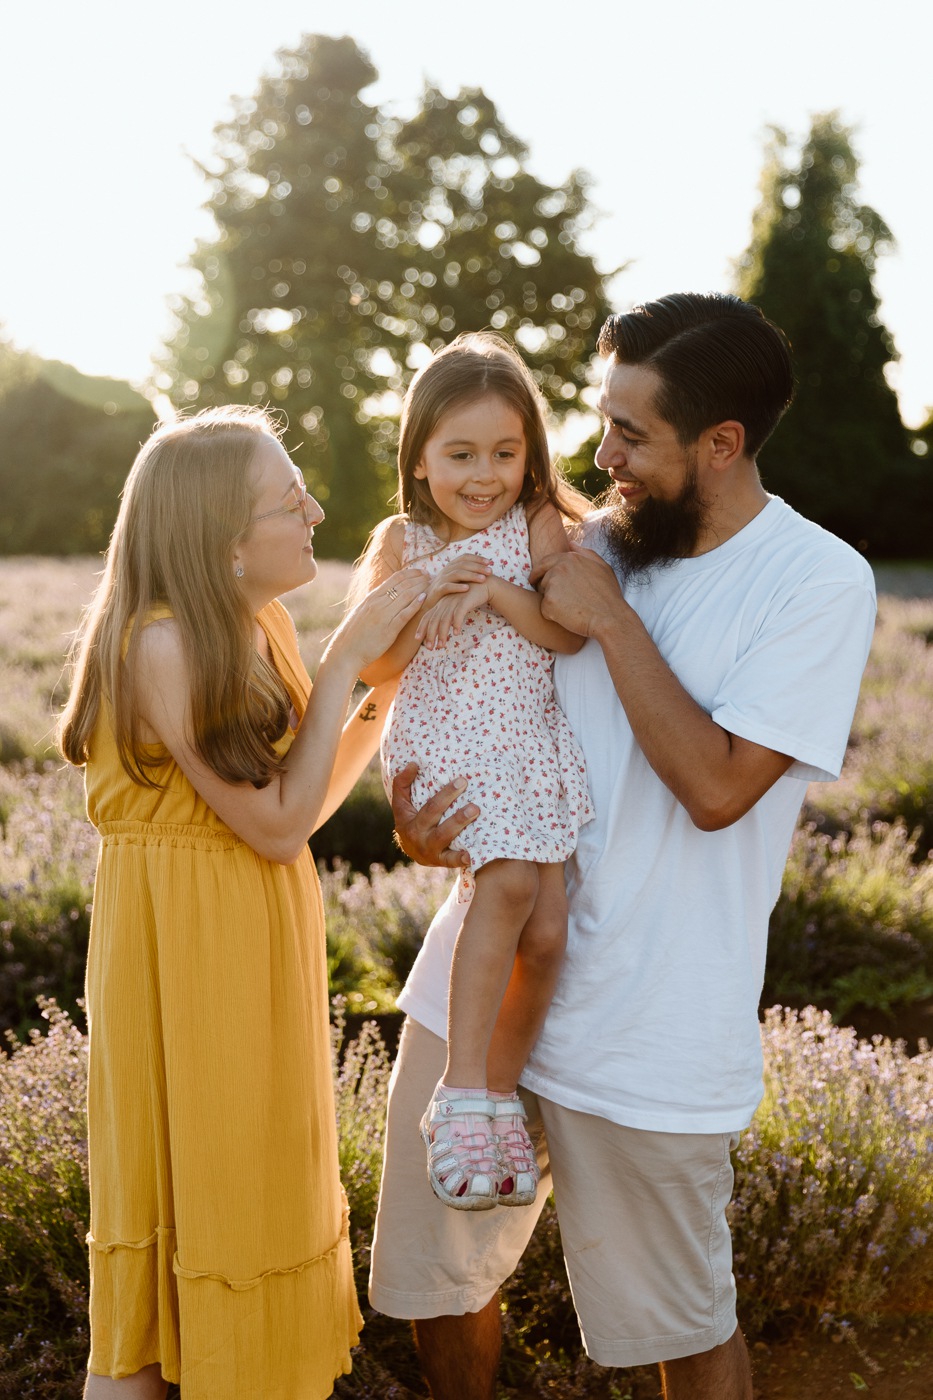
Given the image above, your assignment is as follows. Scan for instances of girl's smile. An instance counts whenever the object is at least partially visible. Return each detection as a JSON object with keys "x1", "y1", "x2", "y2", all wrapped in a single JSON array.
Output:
[{"x1": 414, "y1": 395, "x2": 527, "y2": 542}]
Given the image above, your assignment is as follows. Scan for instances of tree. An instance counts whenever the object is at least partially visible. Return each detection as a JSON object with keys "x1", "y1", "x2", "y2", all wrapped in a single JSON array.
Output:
[
  {"x1": 0, "y1": 337, "x2": 155, "y2": 554},
  {"x1": 735, "y1": 114, "x2": 910, "y2": 552},
  {"x1": 897, "y1": 415, "x2": 933, "y2": 554},
  {"x1": 158, "y1": 34, "x2": 610, "y2": 557}
]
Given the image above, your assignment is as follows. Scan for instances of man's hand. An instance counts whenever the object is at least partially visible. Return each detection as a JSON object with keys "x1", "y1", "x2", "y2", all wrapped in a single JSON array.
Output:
[
  {"x1": 530, "y1": 547, "x2": 624, "y2": 639},
  {"x1": 390, "y1": 763, "x2": 479, "y2": 867},
  {"x1": 531, "y1": 550, "x2": 795, "y2": 830}
]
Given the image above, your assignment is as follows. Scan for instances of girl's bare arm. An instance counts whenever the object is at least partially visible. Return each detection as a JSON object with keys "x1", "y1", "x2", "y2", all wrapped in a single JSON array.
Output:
[
  {"x1": 354, "y1": 519, "x2": 419, "y2": 686},
  {"x1": 417, "y1": 501, "x2": 585, "y2": 654},
  {"x1": 357, "y1": 517, "x2": 491, "y2": 684}
]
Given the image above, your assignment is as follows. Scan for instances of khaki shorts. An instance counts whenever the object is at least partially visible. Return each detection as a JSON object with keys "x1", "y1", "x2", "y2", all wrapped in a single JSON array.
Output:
[{"x1": 369, "y1": 1018, "x2": 739, "y2": 1368}]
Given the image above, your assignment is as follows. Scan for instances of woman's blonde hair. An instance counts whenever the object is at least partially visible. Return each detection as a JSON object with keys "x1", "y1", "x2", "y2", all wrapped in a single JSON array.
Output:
[
  {"x1": 398, "y1": 332, "x2": 587, "y2": 527},
  {"x1": 59, "y1": 405, "x2": 293, "y2": 788}
]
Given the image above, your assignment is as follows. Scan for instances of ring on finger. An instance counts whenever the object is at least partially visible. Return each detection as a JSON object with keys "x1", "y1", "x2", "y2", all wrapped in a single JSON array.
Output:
[{"x1": 385, "y1": 586, "x2": 399, "y2": 600}]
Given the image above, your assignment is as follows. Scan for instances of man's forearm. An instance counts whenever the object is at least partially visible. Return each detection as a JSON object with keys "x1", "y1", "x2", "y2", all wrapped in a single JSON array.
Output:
[{"x1": 593, "y1": 605, "x2": 791, "y2": 830}]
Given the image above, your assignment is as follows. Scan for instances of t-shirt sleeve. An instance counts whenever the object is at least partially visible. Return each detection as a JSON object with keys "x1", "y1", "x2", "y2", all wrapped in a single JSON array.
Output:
[{"x1": 710, "y1": 576, "x2": 877, "y2": 782}]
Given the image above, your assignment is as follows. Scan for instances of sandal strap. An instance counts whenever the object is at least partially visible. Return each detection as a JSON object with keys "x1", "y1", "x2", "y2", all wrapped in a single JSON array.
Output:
[
  {"x1": 492, "y1": 1096, "x2": 527, "y2": 1122},
  {"x1": 430, "y1": 1095, "x2": 498, "y2": 1120},
  {"x1": 493, "y1": 1097, "x2": 539, "y2": 1175}
]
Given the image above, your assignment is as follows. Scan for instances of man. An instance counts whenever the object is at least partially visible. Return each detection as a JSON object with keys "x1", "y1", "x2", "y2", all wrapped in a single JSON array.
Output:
[{"x1": 368, "y1": 292, "x2": 877, "y2": 1399}]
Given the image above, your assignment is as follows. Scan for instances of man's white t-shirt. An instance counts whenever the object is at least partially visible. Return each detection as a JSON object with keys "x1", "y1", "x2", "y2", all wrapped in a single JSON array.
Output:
[{"x1": 397, "y1": 498, "x2": 877, "y2": 1133}]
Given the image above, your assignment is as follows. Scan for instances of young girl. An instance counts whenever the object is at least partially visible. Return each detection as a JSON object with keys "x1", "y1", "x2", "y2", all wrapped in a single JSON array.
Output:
[
  {"x1": 59, "y1": 406, "x2": 426, "y2": 1400},
  {"x1": 355, "y1": 334, "x2": 594, "y2": 1211}
]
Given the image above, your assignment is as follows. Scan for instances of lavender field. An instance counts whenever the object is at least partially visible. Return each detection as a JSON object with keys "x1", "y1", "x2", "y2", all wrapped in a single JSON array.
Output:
[{"x1": 1, "y1": 556, "x2": 932, "y2": 1397}]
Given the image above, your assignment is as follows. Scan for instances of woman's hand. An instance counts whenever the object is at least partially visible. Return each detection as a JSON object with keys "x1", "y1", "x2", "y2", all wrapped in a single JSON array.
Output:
[
  {"x1": 416, "y1": 580, "x2": 491, "y2": 648},
  {"x1": 390, "y1": 763, "x2": 479, "y2": 868},
  {"x1": 324, "y1": 567, "x2": 427, "y2": 674}
]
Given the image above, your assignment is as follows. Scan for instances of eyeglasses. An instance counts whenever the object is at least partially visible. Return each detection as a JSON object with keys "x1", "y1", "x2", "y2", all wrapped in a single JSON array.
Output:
[{"x1": 252, "y1": 482, "x2": 317, "y2": 528}]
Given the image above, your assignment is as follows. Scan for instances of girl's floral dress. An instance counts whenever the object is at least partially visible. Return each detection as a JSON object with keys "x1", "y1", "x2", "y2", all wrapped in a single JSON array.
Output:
[{"x1": 382, "y1": 503, "x2": 594, "y2": 898}]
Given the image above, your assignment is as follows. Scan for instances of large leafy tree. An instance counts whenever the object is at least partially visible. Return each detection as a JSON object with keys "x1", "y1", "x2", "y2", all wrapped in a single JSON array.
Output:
[
  {"x1": 0, "y1": 338, "x2": 155, "y2": 554},
  {"x1": 735, "y1": 114, "x2": 909, "y2": 552},
  {"x1": 159, "y1": 35, "x2": 610, "y2": 557}
]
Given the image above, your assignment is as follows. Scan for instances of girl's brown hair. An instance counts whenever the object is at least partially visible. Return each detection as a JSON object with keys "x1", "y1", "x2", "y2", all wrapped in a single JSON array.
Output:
[
  {"x1": 398, "y1": 332, "x2": 587, "y2": 527},
  {"x1": 59, "y1": 405, "x2": 293, "y2": 788}
]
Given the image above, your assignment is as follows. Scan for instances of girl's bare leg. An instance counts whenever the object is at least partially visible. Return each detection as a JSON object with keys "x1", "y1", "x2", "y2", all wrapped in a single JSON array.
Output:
[
  {"x1": 84, "y1": 1365, "x2": 168, "y2": 1400},
  {"x1": 487, "y1": 863, "x2": 567, "y2": 1093},
  {"x1": 443, "y1": 860, "x2": 539, "y2": 1088}
]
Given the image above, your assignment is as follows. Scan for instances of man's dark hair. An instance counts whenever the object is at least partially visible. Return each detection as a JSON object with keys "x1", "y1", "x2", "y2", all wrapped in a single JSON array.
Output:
[{"x1": 597, "y1": 293, "x2": 795, "y2": 458}]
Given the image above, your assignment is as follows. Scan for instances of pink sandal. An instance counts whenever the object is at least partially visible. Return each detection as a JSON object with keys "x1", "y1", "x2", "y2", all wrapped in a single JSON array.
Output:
[
  {"x1": 493, "y1": 1093, "x2": 539, "y2": 1207},
  {"x1": 420, "y1": 1083, "x2": 503, "y2": 1211}
]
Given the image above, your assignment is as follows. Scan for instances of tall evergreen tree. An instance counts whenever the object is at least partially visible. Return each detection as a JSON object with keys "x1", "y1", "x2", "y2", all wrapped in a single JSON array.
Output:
[
  {"x1": 158, "y1": 35, "x2": 610, "y2": 557},
  {"x1": 735, "y1": 114, "x2": 907, "y2": 551}
]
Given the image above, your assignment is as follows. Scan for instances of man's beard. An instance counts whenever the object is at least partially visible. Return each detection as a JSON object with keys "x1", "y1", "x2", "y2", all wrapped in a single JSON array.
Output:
[{"x1": 602, "y1": 454, "x2": 707, "y2": 579}]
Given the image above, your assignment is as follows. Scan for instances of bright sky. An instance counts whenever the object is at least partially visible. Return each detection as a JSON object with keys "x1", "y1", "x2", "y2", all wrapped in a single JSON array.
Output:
[{"x1": 1, "y1": 0, "x2": 930, "y2": 425}]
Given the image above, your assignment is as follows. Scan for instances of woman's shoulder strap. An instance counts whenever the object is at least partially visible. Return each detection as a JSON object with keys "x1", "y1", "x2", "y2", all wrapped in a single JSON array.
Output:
[{"x1": 257, "y1": 597, "x2": 295, "y2": 648}]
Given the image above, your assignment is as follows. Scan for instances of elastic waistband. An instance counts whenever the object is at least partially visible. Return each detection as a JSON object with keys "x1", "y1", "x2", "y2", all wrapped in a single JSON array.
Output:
[{"x1": 97, "y1": 820, "x2": 243, "y2": 852}]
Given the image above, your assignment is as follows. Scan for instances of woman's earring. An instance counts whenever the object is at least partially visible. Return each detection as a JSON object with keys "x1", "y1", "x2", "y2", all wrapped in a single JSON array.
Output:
[{"x1": 235, "y1": 565, "x2": 244, "y2": 578}]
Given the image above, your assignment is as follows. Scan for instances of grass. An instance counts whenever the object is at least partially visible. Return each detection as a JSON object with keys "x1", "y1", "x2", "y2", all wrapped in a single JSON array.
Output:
[{"x1": 0, "y1": 762, "x2": 97, "y2": 1039}]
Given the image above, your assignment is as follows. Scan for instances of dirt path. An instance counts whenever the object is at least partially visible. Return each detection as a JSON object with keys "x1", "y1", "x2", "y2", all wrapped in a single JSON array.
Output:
[
  {"x1": 492, "y1": 1319, "x2": 933, "y2": 1398},
  {"x1": 749, "y1": 1321, "x2": 933, "y2": 1399}
]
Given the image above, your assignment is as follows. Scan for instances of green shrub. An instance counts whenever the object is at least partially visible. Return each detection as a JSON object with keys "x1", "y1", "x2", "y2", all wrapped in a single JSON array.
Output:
[
  {"x1": 0, "y1": 1001, "x2": 89, "y2": 1399},
  {"x1": 731, "y1": 1006, "x2": 933, "y2": 1331},
  {"x1": 2, "y1": 1003, "x2": 930, "y2": 1396},
  {"x1": 0, "y1": 763, "x2": 97, "y2": 1039},
  {"x1": 0, "y1": 355, "x2": 156, "y2": 557},
  {"x1": 0, "y1": 760, "x2": 449, "y2": 1039},
  {"x1": 321, "y1": 859, "x2": 449, "y2": 1009},
  {"x1": 765, "y1": 819, "x2": 933, "y2": 1022},
  {"x1": 313, "y1": 759, "x2": 400, "y2": 873}
]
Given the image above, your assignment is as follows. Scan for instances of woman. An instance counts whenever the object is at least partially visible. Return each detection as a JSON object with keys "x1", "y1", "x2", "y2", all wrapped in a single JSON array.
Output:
[{"x1": 59, "y1": 406, "x2": 425, "y2": 1399}]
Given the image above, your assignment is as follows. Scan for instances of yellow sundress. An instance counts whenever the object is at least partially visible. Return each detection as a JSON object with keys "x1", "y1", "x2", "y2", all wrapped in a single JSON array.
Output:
[{"x1": 83, "y1": 599, "x2": 362, "y2": 1399}]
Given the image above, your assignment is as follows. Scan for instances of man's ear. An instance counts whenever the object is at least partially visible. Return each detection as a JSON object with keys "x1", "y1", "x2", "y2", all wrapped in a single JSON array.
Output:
[{"x1": 703, "y1": 420, "x2": 746, "y2": 471}]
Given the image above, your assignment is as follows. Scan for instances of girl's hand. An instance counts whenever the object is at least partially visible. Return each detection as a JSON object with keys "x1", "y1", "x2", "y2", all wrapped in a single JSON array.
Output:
[
  {"x1": 423, "y1": 554, "x2": 492, "y2": 609},
  {"x1": 326, "y1": 568, "x2": 427, "y2": 673},
  {"x1": 416, "y1": 580, "x2": 490, "y2": 648}
]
